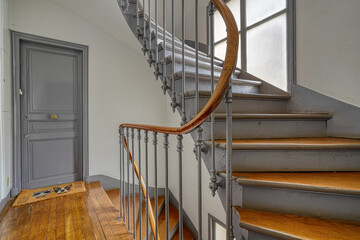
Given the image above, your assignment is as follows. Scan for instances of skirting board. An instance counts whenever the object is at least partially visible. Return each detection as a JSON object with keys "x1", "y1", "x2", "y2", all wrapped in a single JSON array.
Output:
[{"x1": 0, "y1": 192, "x2": 11, "y2": 214}]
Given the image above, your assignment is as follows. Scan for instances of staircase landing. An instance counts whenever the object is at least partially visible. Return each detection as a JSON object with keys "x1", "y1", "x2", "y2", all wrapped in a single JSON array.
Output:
[{"x1": 0, "y1": 182, "x2": 133, "y2": 240}]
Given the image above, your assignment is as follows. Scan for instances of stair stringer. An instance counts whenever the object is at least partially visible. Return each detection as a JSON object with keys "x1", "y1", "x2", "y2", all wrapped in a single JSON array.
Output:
[{"x1": 288, "y1": 84, "x2": 360, "y2": 139}]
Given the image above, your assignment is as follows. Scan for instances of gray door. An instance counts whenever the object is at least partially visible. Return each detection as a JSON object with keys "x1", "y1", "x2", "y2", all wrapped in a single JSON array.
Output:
[{"x1": 20, "y1": 41, "x2": 83, "y2": 189}]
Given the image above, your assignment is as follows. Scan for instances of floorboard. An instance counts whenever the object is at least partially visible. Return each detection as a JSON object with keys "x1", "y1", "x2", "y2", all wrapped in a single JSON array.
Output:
[{"x1": 0, "y1": 182, "x2": 133, "y2": 240}]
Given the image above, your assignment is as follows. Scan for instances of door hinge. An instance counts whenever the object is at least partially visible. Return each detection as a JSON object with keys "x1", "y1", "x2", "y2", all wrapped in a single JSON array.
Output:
[{"x1": 19, "y1": 89, "x2": 24, "y2": 96}]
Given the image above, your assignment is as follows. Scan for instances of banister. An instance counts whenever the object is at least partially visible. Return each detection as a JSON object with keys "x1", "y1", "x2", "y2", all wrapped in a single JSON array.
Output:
[
  {"x1": 123, "y1": 137, "x2": 158, "y2": 240},
  {"x1": 120, "y1": 0, "x2": 239, "y2": 135}
]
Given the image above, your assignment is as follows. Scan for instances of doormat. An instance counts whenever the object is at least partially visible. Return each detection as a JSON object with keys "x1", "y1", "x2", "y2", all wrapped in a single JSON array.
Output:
[{"x1": 12, "y1": 181, "x2": 86, "y2": 207}]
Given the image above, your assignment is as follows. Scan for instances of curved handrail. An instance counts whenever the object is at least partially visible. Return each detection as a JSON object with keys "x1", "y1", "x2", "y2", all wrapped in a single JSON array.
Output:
[{"x1": 120, "y1": 0, "x2": 239, "y2": 135}]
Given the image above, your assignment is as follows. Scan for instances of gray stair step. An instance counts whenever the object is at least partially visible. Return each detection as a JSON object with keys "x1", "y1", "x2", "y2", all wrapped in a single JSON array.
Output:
[
  {"x1": 228, "y1": 172, "x2": 360, "y2": 222},
  {"x1": 230, "y1": 172, "x2": 360, "y2": 196},
  {"x1": 157, "y1": 41, "x2": 223, "y2": 66},
  {"x1": 184, "y1": 91, "x2": 290, "y2": 116},
  {"x1": 202, "y1": 138, "x2": 360, "y2": 172},
  {"x1": 200, "y1": 113, "x2": 331, "y2": 139},
  {"x1": 168, "y1": 71, "x2": 261, "y2": 96}
]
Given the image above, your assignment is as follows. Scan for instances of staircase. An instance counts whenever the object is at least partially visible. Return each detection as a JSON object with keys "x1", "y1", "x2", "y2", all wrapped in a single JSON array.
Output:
[{"x1": 116, "y1": 0, "x2": 360, "y2": 239}]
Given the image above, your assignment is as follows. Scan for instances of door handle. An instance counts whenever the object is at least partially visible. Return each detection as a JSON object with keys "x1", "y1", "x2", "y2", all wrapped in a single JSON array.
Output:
[
  {"x1": 24, "y1": 134, "x2": 30, "y2": 139},
  {"x1": 50, "y1": 114, "x2": 58, "y2": 120}
]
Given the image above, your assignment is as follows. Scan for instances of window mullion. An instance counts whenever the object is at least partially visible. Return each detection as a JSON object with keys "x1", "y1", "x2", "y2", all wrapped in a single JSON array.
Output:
[{"x1": 241, "y1": 0, "x2": 247, "y2": 70}]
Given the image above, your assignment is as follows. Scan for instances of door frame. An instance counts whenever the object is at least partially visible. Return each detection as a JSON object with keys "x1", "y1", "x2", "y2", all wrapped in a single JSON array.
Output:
[{"x1": 11, "y1": 31, "x2": 89, "y2": 196}]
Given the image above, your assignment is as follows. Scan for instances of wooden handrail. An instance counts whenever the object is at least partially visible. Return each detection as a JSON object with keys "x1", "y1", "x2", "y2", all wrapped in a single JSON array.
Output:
[
  {"x1": 123, "y1": 137, "x2": 159, "y2": 240},
  {"x1": 120, "y1": 0, "x2": 239, "y2": 135}
]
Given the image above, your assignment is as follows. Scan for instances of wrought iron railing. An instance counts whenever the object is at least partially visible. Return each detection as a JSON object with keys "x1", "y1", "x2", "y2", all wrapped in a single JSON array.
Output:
[{"x1": 117, "y1": 0, "x2": 239, "y2": 239}]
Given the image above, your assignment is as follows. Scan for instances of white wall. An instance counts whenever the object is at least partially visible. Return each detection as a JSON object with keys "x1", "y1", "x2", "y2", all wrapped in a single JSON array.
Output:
[
  {"x1": 296, "y1": 0, "x2": 360, "y2": 107},
  {"x1": 0, "y1": 0, "x2": 12, "y2": 203},
  {"x1": 9, "y1": 0, "x2": 168, "y2": 185}
]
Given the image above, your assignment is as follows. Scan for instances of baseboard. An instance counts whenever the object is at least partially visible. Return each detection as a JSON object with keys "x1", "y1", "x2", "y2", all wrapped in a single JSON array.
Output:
[
  {"x1": 85, "y1": 174, "x2": 122, "y2": 190},
  {"x1": 0, "y1": 192, "x2": 11, "y2": 214}
]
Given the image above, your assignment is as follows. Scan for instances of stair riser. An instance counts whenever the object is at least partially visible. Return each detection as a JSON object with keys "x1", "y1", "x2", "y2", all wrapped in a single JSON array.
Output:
[
  {"x1": 200, "y1": 120, "x2": 327, "y2": 139},
  {"x1": 185, "y1": 97, "x2": 288, "y2": 115},
  {"x1": 207, "y1": 149, "x2": 360, "y2": 172},
  {"x1": 241, "y1": 186, "x2": 360, "y2": 222}
]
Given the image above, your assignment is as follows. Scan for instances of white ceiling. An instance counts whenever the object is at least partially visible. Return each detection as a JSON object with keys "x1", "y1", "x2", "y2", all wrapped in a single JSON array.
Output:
[{"x1": 48, "y1": 0, "x2": 139, "y2": 50}]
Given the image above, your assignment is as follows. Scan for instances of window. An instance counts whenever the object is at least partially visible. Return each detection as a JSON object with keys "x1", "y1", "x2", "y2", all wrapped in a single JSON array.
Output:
[
  {"x1": 213, "y1": 0, "x2": 294, "y2": 91},
  {"x1": 209, "y1": 215, "x2": 226, "y2": 240}
]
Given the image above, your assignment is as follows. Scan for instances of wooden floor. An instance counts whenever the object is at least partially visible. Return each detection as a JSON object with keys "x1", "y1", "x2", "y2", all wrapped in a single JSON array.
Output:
[{"x1": 0, "y1": 182, "x2": 133, "y2": 240}]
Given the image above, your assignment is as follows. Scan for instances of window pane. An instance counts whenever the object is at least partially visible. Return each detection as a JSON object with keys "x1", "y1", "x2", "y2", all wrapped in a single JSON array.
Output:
[
  {"x1": 247, "y1": 14, "x2": 287, "y2": 90},
  {"x1": 214, "y1": 34, "x2": 241, "y2": 68},
  {"x1": 214, "y1": 0, "x2": 240, "y2": 42},
  {"x1": 214, "y1": 222, "x2": 226, "y2": 240},
  {"x1": 214, "y1": 40, "x2": 227, "y2": 61},
  {"x1": 246, "y1": 0, "x2": 286, "y2": 26}
]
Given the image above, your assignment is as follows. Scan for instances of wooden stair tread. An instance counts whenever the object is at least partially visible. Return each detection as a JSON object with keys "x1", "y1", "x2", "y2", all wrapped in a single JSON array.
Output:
[
  {"x1": 235, "y1": 207, "x2": 360, "y2": 240},
  {"x1": 230, "y1": 172, "x2": 360, "y2": 195},
  {"x1": 214, "y1": 113, "x2": 333, "y2": 120},
  {"x1": 184, "y1": 90, "x2": 290, "y2": 100},
  {"x1": 211, "y1": 137, "x2": 360, "y2": 150}
]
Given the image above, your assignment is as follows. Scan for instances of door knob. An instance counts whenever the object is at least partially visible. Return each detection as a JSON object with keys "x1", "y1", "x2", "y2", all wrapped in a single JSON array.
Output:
[
  {"x1": 50, "y1": 114, "x2": 58, "y2": 120},
  {"x1": 24, "y1": 134, "x2": 30, "y2": 138}
]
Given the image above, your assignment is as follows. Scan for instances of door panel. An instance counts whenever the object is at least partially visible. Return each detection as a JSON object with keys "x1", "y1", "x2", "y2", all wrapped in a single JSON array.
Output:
[{"x1": 21, "y1": 42, "x2": 83, "y2": 189}]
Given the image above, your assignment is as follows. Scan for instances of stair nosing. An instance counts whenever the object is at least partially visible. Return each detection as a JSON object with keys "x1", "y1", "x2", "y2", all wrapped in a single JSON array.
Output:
[
  {"x1": 235, "y1": 207, "x2": 360, "y2": 240},
  {"x1": 184, "y1": 90, "x2": 291, "y2": 100},
  {"x1": 229, "y1": 172, "x2": 360, "y2": 196},
  {"x1": 209, "y1": 138, "x2": 360, "y2": 150},
  {"x1": 172, "y1": 71, "x2": 262, "y2": 87},
  {"x1": 214, "y1": 113, "x2": 333, "y2": 120}
]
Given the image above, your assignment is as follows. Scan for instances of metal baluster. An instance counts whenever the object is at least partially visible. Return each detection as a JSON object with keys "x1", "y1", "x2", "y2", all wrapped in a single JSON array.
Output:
[
  {"x1": 209, "y1": 1, "x2": 218, "y2": 198},
  {"x1": 196, "y1": 127, "x2": 202, "y2": 240},
  {"x1": 161, "y1": 0, "x2": 169, "y2": 94},
  {"x1": 153, "y1": 132, "x2": 159, "y2": 240},
  {"x1": 127, "y1": 128, "x2": 130, "y2": 231},
  {"x1": 119, "y1": 129, "x2": 123, "y2": 219},
  {"x1": 145, "y1": 131, "x2": 149, "y2": 240},
  {"x1": 137, "y1": 130, "x2": 142, "y2": 240},
  {"x1": 122, "y1": 129, "x2": 125, "y2": 220},
  {"x1": 147, "y1": 0, "x2": 152, "y2": 66},
  {"x1": 131, "y1": 128, "x2": 136, "y2": 237},
  {"x1": 170, "y1": 0, "x2": 178, "y2": 112},
  {"x1": 136, "y1": 0, "x2": 140, "y2": 38},
  {"x1": 154, "y1": 0, "x2": 160, "y2": 79},
  {"x1": 226, "y1": 85, "x2": 234, "y2": 240},
  {"x1": 195, "y1": 0, "x2": 199, "y2": 116},
  {"x1": 180, "y1": 0, "x2": 186, "y2": 125},
  {"x1": 177, "y1": 135, "x2": 183, "y2": 239},
  {"x1": 164, "y1": 134, "x2": 169, "y2": 240},
  {"x1": 195, "y1": 1, "x2": 202, "y2": 237},
  {"x1": 142, "y1": 0, "x2": 147, "y2": 55}
]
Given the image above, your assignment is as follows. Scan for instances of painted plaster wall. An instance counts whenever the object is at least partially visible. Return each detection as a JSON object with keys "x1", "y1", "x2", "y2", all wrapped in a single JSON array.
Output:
[{"x1": 296, "y1": 0, "x2": 360, "y2": 107}]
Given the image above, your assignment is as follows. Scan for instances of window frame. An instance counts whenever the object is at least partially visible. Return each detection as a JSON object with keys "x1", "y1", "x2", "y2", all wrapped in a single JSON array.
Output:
[
  {"x1": 210, "y1": 0, "x2": 296, "y2": 92},
  {"x1": 208, "y1": 214, "x2": 227, "y2": 240}
]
